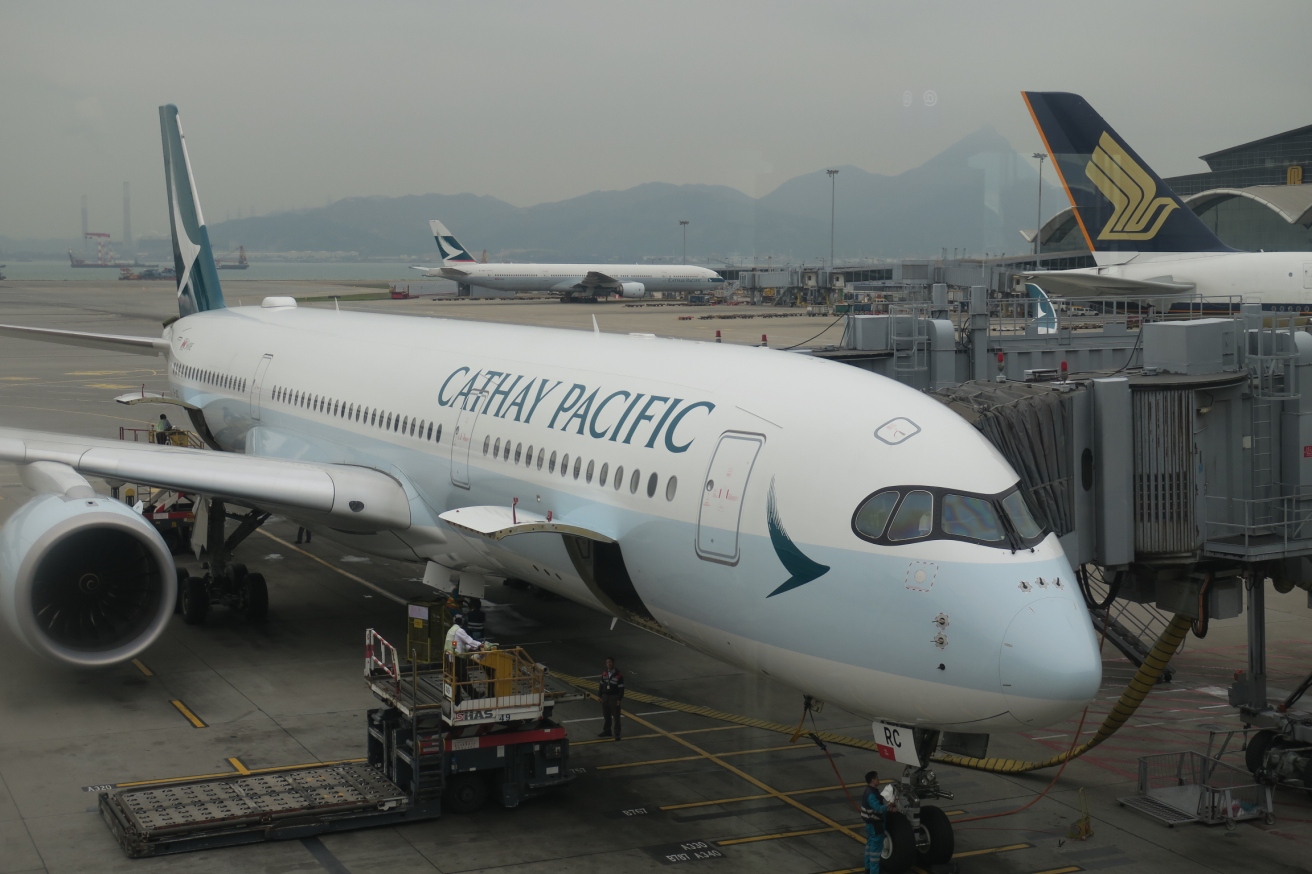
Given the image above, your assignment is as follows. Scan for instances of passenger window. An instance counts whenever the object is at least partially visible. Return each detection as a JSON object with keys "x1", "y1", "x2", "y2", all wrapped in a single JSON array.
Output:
[
  {"x1": 483, "y1": 436, "x2": 491, "y2": 456},
  {"x1": 646, "y1": 472, "x2": 657, "y2": 498},
  {"x1": 525, "y1": 444, "x2": 534, "y2": 465},
  {"x1": 942, "y1": 494, "x2": 1005, "y2": 542},
  {"x1": 887, "y1": 490, "x2": 934, "y2": 541},
  {"x1": 599, "y1": 462, "x2": 609, "y2": 487},
  {"x1": 536, "y1": 448, "x2": 544, "y2": 469},
  {"x1": 573, "y1": 456, "x2": 582, "y2": 479},
  {"x1": 629, "y1": 469, "x2": 641, "y2": 494},
  {"x1": 586, "y1": 460, "x2": 594, "y2": 483},
  {"x1": 514, "y1": 443, "x2": 522, "y2": 464},
  {"x1": 614, "y1": 465, "x2": 624, "y2": 490},
  {"x1": 1002, "y1": 490, "x2": 1044, "y2": 540},
  {"x1": 561, "y1": 453, "x2": 570, "y2": 476},
  {"x1": 435, "y1": 423, "x2": 442, "y2": 443},
  {"x1": 665, "y1": 476, "x2": 678, "y2": 501},
  {"x1": 493, "y1": 438, "x2": 501, "y2": 458},
  {"x1": 854, "y1": 490, "x2": 900, "y2": 539},
  {"x1": 549, "y1": 451, "x2": 557, "y2": 473},
  {"x1": 427, "y1": 423, "x2": 433, "y2": 440},
  {"x1": 503, "y1": 441, "x2": 511, "y2": 461}
]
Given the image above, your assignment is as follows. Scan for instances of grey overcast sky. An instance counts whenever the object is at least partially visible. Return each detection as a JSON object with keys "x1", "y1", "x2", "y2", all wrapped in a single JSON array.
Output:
[{"x1": 1, "y1": 0, "x2": 1307, "y2": 240}]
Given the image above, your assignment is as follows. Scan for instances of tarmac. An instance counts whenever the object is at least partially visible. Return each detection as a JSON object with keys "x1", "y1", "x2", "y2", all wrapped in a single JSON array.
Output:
[{"x1": 1, "y1": 279, "x2": 1311, "y2": 873}]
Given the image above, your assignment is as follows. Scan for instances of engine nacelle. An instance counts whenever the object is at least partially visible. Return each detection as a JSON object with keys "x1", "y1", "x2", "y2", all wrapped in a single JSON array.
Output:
[
  {"x1": 0, "y1": 492, "x2": 175, "y2": 667},
  {"x1": 619, "y1": 282, "x2": 647, "y2": 299}
]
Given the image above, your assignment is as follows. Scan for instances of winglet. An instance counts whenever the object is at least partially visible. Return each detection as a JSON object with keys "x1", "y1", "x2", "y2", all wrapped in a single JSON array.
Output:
[
  {"x1": 159, "y1": 105, "x2": 226, "y2": 316},
  {"x1": 592, "y1": 315, "x2": 600, "y2": 335}
]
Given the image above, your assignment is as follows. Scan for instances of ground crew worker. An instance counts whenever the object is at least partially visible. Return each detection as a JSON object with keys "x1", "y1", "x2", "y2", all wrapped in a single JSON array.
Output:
[
  {"x1": 444, "y1": 615, "x2": 483, "y2": 701},
  {"x1": 465, "y1": 598, "x2": 486, "y2": 641},
  {"x1": 860, "y1": 770, "x2": 888, "y2": 873},
  {"x1": 598, "y1": 656, "x2": 625, "y2": 740},
  {"x1": 155, "y1": 414, "x2": 172, "y2": 444}
]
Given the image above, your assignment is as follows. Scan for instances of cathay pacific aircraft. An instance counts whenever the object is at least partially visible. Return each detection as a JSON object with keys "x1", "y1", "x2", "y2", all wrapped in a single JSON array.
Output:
[
  {"x1": 417, "y1": 220, "x2": 725, "y2": 299},
  {"x1": 1023, "y1": 91, "x2": 1312, "y2": 309},
  {"x1": 0, "y1": 107, "x2": 1100, "y2": 758}
]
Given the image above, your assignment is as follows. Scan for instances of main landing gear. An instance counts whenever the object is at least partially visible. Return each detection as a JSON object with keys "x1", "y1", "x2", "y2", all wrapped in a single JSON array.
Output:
[{"x1": 176, "y1": 498, "x2": 271, "y2": 625}]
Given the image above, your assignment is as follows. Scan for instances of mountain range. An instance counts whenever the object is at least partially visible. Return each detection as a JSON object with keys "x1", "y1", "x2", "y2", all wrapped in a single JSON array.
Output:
[{"x1": 201, "y1": 126, "x2": 1054, "y2": 264}]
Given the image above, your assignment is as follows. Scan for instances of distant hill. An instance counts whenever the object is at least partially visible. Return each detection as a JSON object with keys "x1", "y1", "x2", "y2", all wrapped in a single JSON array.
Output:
[{"x1": 195, "y1": 126, "x2": 1051, "y2": 263}]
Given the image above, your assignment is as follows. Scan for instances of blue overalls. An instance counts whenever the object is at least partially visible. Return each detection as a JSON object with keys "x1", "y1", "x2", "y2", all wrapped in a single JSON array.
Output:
[{"x1": 861, "y1": 785, "x2": 888, "y2": 874}]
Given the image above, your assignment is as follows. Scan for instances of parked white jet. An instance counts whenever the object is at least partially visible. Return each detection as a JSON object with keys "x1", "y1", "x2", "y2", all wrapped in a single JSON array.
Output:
[
  {"x1": 0, "y1": 107, "x2": 1100, "y2": 745},
  {"x1": 1023, "y1": 92, "x2": 1312, "y2": 311},
  {"x1": 417, "y1": 220, "x2": 725, "y2": 299}
]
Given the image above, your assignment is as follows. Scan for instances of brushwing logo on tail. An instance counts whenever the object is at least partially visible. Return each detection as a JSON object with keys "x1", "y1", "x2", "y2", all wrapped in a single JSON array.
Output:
[{"x1": 1086, "y1": 132, "x2": 1178, "y2": 241}]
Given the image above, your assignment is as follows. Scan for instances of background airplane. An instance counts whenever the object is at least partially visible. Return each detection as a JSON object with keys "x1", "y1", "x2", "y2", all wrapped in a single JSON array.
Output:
[
  {"x1": 417, "y1": 220, "x2": 725, "y2": 300},
  {"x1": 1022, "y1": 91, "x2": 1312, "y2": 309}
]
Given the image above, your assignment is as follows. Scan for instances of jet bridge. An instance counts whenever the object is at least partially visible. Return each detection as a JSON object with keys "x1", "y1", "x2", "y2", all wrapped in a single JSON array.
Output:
[{"x1": 819, "y1": 290, "x2": 1312, "y2": 717}]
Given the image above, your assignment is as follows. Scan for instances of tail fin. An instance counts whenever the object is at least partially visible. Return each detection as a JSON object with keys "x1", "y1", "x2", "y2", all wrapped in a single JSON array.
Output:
[
  {"x1": 1021, "y1": 92, "x2": 1233, "y2": 254},
  {"x1": 159, "y1": 105, "x2": 225, "y2": 316},
  {"x1": 1026, "y1": 282, "x2": 1058, "y2": 334},
  {"x1": 429, "y1": 220, "x2": 477, "y2": 264}
]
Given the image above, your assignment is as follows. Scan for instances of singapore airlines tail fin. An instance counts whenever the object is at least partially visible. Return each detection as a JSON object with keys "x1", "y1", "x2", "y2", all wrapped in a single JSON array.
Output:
[
  {"x1": 429, "y1": 220, "x2": 478, "y2": 265},
  {"x1": 1021, "y1": 91, "x2": 1233, "y2": 255},
  {"x1": 159, "y1": 104, "x2": 226, "y2": 316}
]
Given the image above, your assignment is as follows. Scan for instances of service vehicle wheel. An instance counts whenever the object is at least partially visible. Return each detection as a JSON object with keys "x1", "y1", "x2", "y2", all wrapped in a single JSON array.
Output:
[
  {"x1": 881, "y1": 812, "x2": 916, "y2": 873},
  {"x1": 916, "y1": 805, "x2": 954, "y2": 865},
  {"x1": 444, "y1": 772, "x2": 489, "y2": 814},
  {"x1": 1246, "y1": 729, "x2": 1276, "y2": 777},
  {"x1": 181, "y1": 576, "x2": 209, "y2": 625},
  {"x1": 244, "y1": 572, "x2": 268, "y2": 621}
]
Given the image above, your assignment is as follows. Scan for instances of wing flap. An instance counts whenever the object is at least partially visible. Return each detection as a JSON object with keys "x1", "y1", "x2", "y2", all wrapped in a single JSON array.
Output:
[
  {"x1": 439, "y1": 505, "x2": 616, "y2": 543},
  {"x1": 580, "y1": 271, "x2": 619, "y2": 287},
  {"x1": 0, "y1": 323, "x2": 168, "y2": 357},
  {"x1": 0, "y1": 427, "x2": 411, "y2": 531}
]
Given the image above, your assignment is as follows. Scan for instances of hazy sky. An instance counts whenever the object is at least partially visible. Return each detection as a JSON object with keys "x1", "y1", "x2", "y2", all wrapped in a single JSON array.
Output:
[{"x1": 1, "y1": 1, "x2": 1307, "y2": 240}]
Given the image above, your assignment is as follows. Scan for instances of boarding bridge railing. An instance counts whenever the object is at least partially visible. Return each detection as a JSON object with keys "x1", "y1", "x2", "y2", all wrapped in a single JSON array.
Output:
[{"x1": 1203, "y1": 491, "x2": 1312, "y2": 561}]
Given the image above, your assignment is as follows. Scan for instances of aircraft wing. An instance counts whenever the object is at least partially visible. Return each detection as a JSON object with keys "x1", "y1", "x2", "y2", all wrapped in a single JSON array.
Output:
[
  {"x1": 0, "y1": 323, "x2": 168, "y2": 357},
  {"x1": 1022, "y1": 271, "x2": 1195, "y2": 298},
  {"x1": 0, "y1": 426, "x2": 411, "y2": 532},
  {"x1": 579, "y1": 271, "x2": 620, "y2": 288}
]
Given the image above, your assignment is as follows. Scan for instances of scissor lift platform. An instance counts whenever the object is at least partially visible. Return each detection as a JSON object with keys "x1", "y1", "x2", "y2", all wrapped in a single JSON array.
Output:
[{"x1": 99, "y1": 629, "x2": 574, "y2": 857}]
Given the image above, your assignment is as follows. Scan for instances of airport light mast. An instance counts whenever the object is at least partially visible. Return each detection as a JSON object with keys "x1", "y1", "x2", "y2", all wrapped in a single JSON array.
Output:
[
  {"x1": 1032, "y1": 152, "x2": 1047, "y2": 256},
  {"x1": 679, "y1": 220, "x2": 689, "y2": 264},
  {"x1": 826, "y1": 169, "x2": 839, "y2": 270}
]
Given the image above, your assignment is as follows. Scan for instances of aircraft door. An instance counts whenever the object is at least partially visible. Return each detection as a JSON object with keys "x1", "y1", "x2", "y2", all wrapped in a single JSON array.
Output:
[
  {"x1": 450, "y1": 391, "x2": 487, "y2": 489},
  {"x1": 1303, "y1": 262, "x2": 1312, "y2": 290},
  {"x1": 249, "y1": 354, "x2": 273, "y2": 420},
  {"x1": 696, "y1": 431, "x2": 765, "y2": 565}
]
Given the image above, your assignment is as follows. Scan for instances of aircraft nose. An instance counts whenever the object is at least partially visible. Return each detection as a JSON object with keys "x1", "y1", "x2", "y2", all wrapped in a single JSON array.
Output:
[{"x1": 999, "y1": 597, "x2": 1102, "y2": 727}]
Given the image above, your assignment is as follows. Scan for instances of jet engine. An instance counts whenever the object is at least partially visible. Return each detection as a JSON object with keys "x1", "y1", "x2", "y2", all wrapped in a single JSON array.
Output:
[
  {"x1": 0, "y1": 463, "x2": 175, "y2": 667},
  {"x1": 619, "y1": 282, "x2": 647, "y2": 299}
]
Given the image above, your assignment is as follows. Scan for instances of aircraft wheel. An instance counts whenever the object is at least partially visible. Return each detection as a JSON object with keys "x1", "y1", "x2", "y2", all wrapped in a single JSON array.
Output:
[
  {"x1": 880, "y1": 812, "x2": 916, "y2": 873},
  {"x1": 174, "y1": 568, "x2": 189, "y2": 614},
  {"x1": 181, "y1": 576, "x2": 210, "y2": 625},
  {"x1": 916, "y1": 806, "x2": 955, "y2": 865},
  {"x1": 243, "y1": 573, "x2": 268, "y2": 621},
  {"x1": 444, "y1": 772, "x2": 489, "y2": 814}
]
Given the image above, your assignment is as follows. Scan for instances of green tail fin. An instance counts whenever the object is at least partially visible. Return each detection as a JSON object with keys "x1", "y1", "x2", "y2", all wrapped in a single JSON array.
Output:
[{"x1": 159, "y1": 104, "x2": 225, "y2": 315}]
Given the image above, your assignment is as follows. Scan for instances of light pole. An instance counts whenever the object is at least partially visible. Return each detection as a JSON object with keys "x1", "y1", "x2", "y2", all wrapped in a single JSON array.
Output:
[
  {"x1": 1032, "y1": 152, "x2": 1047, "y2": 257},
  {"x1": 679, "y1": 220, "x2": 689, "y2": 264},
  {"x1": 826, "y1": 169, "x2": 839, "y2": 269}
]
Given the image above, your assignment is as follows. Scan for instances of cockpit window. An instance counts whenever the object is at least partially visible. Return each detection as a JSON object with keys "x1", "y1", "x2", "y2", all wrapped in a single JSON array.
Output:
[
  {"x1": 941, "y1": 494, "x2": 1005, "y2": 542},
  {"x1": 1002, "y1": 490, "x2": 1044, "y2": 540},
  {"x1": 853, "y1": 490, "x2": 899, "y2": 539},
  {"x1": 851, "y1": 483, "x2": 1047, "y2": 550},
  {"x1": 887, "y1": 490, "x2": 934, "y2": 541}
]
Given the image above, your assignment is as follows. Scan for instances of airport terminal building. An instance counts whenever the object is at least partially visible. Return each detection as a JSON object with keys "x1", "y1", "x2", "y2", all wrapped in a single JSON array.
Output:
[{"x1": 1038, "y1": 122, "x2": 1312, "y2": 253}]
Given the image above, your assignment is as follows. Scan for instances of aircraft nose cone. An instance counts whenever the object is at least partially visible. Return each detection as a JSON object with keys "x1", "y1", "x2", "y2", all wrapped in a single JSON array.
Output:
[{"x1": 999, "y1": 597, "x2": 1102, "y2": 727}]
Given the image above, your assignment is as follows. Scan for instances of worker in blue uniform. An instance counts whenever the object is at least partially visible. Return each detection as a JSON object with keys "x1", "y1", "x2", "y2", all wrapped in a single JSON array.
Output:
[{"x1": 861, "y1": 770, "x2": 887, "y2": 873}]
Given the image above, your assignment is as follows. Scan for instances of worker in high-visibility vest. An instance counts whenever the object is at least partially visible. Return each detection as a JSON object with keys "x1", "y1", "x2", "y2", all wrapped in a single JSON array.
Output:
[{"x1": 443, "y1": 615, "x2": 483, "y2": 702}]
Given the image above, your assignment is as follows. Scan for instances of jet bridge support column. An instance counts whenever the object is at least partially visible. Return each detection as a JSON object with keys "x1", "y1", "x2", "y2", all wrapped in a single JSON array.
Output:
[
  {"x1": 1238, "y1": 573, "x2": 1269, "y2": 709},
  {"x1": 968, "y1": 285, "x2": 989, "y2": 381}
]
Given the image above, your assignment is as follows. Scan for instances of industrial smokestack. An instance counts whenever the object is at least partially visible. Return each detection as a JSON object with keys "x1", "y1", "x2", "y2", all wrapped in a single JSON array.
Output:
[
  {"x1": 80, "y1": 194, "x2": 88, "y2": 245},
  {"x1": 122, "y1": 182, "x2": 132, "y2": 248}
]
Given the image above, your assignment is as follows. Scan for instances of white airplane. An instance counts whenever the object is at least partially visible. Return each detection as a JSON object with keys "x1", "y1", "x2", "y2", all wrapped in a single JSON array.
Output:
[
  {"x1": 0, "y1": 106, "x2": 1100, "y2": 746},
  {"x1": 416, "y1": 220, "x2": 725, "y2": 299},
  {"x1": 1023, "y1": 92, "x2": 1312, "y2": 310}
]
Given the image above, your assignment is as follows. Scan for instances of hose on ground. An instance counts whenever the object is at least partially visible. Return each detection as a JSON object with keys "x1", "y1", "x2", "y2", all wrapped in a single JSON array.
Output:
[{"x1": 932, "y1": 613, "x2": 1192, "y2": 774}]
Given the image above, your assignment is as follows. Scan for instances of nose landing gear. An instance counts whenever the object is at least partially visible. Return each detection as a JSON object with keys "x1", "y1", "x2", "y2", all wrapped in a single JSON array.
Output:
[{"x1": 869, "y1": 725, "x2": 957, "y2": 873}]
